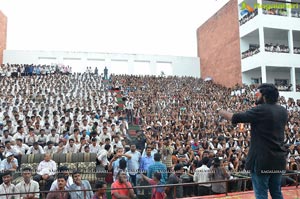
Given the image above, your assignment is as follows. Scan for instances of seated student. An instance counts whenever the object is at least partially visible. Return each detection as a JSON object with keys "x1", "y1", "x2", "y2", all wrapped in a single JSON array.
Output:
[
  {"x1": 69, "y1": 171, "x2": 93, "y2": 199},
  {"x1": 0, "y1": 171, "x2": 20, "y2": 199},
  {"x1": 26, "y1": 142, "x2": 45, "y2": 154},
  {"x1": 0, "y1": 152, "x2": 18, "y2": 172},
  {"x1": 50, "y1": 166, "x2": 73, "y2": 191},
  {"x1": 92, "y1": 181, "x2": 107, "y2": 199},
  {"x1": 46, "y1": 174, "x2": 71, "y2": 199},
  {"x1": 16, "y1": 167, "x2": 40, "y2": 199},
  {"x1": 33, "y1": 154, "x2": 57, "y2": 191}
]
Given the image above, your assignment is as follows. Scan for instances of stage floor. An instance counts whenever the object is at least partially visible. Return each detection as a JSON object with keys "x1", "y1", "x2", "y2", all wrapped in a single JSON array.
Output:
[{"x1": 181, "y1": 187, "x2": 300, "y2": 199}]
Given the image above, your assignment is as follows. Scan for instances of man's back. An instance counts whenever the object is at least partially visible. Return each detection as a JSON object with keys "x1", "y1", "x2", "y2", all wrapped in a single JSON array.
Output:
[
  {"x1": 232, "y1": 103, "x2": 288, "y2": 173},
  {"x1": 148, "y1": 162, "x2": 167, "y2": 184}
]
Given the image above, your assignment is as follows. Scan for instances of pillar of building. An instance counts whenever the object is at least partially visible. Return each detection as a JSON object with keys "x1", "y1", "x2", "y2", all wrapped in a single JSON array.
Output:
[
  {"x1": 261, "y1": 65, "x2": 267, "y2": 83},
  {"x1": 286, "y1": 0, "x2": 292, "y2": 17},
  {"x1": 257, "y1": 0, "x2": 263, "y2": 15},
  {"x1": 288, "y1": 30, "x2": 294, "y2": 54},
  {"x1": 290, "y1": 67, "x2": 296, "y2": 92},
  {"x1": 259, "y1": 27, "x2": 265, "y2": 52}
]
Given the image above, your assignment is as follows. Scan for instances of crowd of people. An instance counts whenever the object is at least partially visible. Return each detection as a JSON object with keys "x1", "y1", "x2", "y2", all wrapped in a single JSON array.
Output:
[
  {"x1": 263, "y1": 8, "x2": 288, "y2": 16},
  {"x1": 239, "y1": 9, "x2": 258, "y2": 26},
  {"x1": 294, "y1": 47, "x2": 300, "y2": 54},
  {"x1": 265, "y1": 43, "x2": 290, "y2": 53},
  {"x1": 241, "y1": 45, "x2": 260, "y2": 59},
  {"x1": 0, "y1": 68, "x2": 300, "y2": 198},
  {"x1": 292, "y1": 10, "x2": 300, "y2": 18},
  {"x1": 242, "y1": 44, "x2": 300, "y2": 59},
  {"x1": 0, "y1": 63, "x2": 72, "y2": 77}
]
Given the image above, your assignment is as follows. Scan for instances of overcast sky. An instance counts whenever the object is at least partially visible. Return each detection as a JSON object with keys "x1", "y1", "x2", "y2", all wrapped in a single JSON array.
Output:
[{"x1": 0, "y1": 0, "x2": 229, "y2": 57}]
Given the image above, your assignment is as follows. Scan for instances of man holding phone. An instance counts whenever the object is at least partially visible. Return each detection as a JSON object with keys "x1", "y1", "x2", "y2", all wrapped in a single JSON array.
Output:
[{"x1": 111, "y1": 171, "x2": 136, "y2": 199}]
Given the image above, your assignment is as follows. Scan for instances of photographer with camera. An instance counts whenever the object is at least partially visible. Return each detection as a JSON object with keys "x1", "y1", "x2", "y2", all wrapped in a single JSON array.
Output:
[{"x1": 108, "y1": 147, "x2": 132, "y2": 181}]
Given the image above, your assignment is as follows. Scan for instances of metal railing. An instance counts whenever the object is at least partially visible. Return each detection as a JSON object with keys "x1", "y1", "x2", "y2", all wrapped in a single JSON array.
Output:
[{"x1": 1, "y1": 172, "x2": 299, "y2": 199}]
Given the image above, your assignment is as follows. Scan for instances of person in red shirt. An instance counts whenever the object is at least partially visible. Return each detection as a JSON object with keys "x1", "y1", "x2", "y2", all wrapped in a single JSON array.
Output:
[
  {"x1": 111, "y1": 171, "x2": 136, "y2": 199},
  {"x1": 141, "y1": 172, "x2": 167, "y2": 199}
]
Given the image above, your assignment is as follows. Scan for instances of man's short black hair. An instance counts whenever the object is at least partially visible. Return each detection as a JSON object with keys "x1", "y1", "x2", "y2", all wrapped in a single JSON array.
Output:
[
  {"x1": 72, "y1": 170, "x2": 81, "y2": 177},
  {"x1": 154, "y1": 153, "x2": 161, "y2": 161},
  {"x1": 174, "y1": 163, "x2": 183, "y2": 171},
  {"x1": 58, "y1": 166, "x2": 69, "y2": 172},
  {"x1": 202, "y1": 157, "x2": 210, "y2": 165},
  {"x1": 153, "y1": 172, "x2": 162, "y2": 180},
  {"x1": 95, "y1": 181, "x2": 107, "y2": 189},
  {"x1": 257, "y1": 83, "x2": 279, "y2": 104},
  {"x1": 2, "y1": 170, "x2": 12, "y2": 177},
  {"x1": 22, "y1": 167, "x2": 32, "y2": 172},
  {"x1": 104, "y1": 144, "x2": 111, "y2": 151},
  {"x1": 33, "y1": 142, "x2": 39, "y2": 145},
  {"x1": 57, "y1": 173, "x2": 68, "y2": 181}
]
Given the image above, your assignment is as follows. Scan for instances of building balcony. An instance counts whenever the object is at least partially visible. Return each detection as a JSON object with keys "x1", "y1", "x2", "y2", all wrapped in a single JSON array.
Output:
[{"x1": 241, "y1": 51, "x2": 300, "y2": 72}]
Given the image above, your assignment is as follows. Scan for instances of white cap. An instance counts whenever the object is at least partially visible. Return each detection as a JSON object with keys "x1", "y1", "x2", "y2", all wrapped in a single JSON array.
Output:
[{"x1": 5, "y1": 152, "x2": 14, "y2": 158}]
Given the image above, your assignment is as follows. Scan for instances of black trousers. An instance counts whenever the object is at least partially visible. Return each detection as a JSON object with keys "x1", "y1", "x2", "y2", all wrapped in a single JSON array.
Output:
[
  {"x1": 33, "y1": 174, "x2": 54, "y2": 191},
  {"x1": 198, "y1": 186, "x2": 211, "y2": 196}
]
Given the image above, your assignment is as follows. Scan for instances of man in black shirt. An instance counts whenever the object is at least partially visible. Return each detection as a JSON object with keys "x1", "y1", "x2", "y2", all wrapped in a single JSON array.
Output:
[{"x1": 214, "y1": 84, "x2": 287, "y2": 199}]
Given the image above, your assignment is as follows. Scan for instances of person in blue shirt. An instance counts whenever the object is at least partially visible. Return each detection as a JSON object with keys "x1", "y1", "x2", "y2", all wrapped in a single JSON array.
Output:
[
  {"x1": 69, "y1": 171, "x2": 93, "y2": 199},
  {"x1": 147, "y1": 153, "x2": 167, "y2": 184},
  {"x1": 140, "y1": 146, "x2": 154, "y2": 173}
]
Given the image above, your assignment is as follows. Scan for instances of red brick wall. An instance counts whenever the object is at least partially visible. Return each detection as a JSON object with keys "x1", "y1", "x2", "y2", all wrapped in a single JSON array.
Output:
[
  {"x1": 0, "y1": 11, "x2": 7, "y2": 65},
  {"x1": 197, "y1": 0, "x2": 242, "y2": 88}
]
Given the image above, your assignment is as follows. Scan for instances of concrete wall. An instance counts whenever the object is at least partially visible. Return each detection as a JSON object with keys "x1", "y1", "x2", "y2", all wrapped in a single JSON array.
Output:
[
  {"x1": 0, "y1": 11, "x2": 7, "y2": 64},
  {"x1": 3, "y1": 50, "x2": 200, "y2": 77},
  {"x1": 197, "y1": 0, "x2": 242, "y2": 88}
]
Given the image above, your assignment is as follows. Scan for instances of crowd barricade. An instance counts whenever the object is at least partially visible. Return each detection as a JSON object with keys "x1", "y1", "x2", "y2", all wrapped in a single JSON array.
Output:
[{"x1": 1, "y1": 172, "x2": 299, "y2": 199}]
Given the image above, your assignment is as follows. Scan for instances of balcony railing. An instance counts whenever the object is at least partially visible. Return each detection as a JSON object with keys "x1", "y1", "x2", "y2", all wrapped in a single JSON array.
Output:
[
  {"x1": 263, "y1": 8, "x2": 288, "y2": 16},
  {"x1": 239, "y1": 9, "x2": 258, "y2": 26},
  {"x1": 291, "y1": 11, "x2": 300, "y2": 18},
  {"x1": 294, "y1": 47, "x2": 300, "y2": 54},
  {"x1": 241, "y1": 46, "x2": 260, "y2": 59},
  {"x1": 265, "y1": 44, "x2": 290, "y2": 53}
]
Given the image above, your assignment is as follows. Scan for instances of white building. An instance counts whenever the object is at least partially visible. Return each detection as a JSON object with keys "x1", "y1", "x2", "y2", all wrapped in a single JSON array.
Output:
[
  {"x1": 3, "y1": 50, "x2": 200, "y2": 77},
  {"x1": 238, "y1": 0, "x2": 300, "y2": 99}
]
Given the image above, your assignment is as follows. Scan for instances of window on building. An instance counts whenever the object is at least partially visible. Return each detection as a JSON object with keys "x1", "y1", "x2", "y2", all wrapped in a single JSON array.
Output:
[
  {"x1": 251, "y1": 78, "x2": 260, "y2": 84},
  {"x1": 275, "y1": 79, "x2": 288, "y2": 86}
]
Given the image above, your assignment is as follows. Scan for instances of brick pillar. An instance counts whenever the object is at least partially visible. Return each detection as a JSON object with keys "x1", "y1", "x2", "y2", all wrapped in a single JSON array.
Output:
[
  {"x1": 197, "y1": 0, "x2": 242, "y2": 88},
  {"x1": 0, "y1": 11, "x2": 7, "y2": 64}
]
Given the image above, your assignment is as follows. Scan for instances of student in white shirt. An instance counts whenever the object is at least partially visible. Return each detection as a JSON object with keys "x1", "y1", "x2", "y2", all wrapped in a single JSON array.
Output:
[
  {"x1": 44, "y1": 141, "x2": 57, "y2": 154},
  {"x1": 0, "y1": 171, "x2": 20, "y2": 199},
  {"x1": 65, "y1": 139, "x2": 79, "y2": 153},
  {"x1": 46, "y1": 129, "x2": 60, "y2": 144},
  {"x1": 16, "y1": 167, "x2": 40, "y2": 199},
  {"x1": 33, "y1": 154, "x2": 57, "y2": 191},
  {"x1": 50, "y1": 166, "x2": 73, "y2": 191},
  {"x1": 14, "y1": 138, "x2": 30, "y2": 155},
  {"x1": 0, "y1": 152, "x2": 18, "y2": 172},
  {"x1": 26, "y1": 142, "x2": 45, "y2": 155},
  {"x1": 193, "y1": 157, "x2": 211, "y2": 196},
  {"x1": 89, "y1": 138, "x2": 101, "y2": 154}
]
